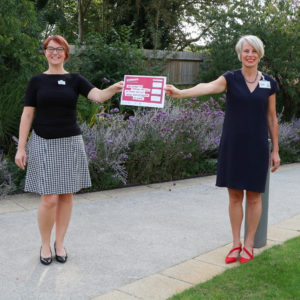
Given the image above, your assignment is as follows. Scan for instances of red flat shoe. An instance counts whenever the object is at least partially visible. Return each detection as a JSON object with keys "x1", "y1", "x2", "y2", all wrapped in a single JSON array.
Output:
[
  {"x1": 240, "y1": 247, "x2": 254, "y2": 264},
  {"x1": 225, "y1": 245, "x2": 242, "y2": 264}
]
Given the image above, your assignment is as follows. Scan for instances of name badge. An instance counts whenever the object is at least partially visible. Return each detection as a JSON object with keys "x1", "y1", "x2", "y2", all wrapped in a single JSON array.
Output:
[
  {"x1": 58, "y1": 80, "x2": 66, "y2": 85},
  {"x1": 259, "y1": 80, "x2": 271, "y2": 89}
]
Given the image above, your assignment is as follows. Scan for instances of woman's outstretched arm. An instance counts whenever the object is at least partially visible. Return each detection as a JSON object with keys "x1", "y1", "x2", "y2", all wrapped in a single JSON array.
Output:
[
  {"x1": 87, "y1": 81, "x2": 124, "y2": 103},
  {"x1": 165, "y1": 76, "x2": 227, "y2": 98}
]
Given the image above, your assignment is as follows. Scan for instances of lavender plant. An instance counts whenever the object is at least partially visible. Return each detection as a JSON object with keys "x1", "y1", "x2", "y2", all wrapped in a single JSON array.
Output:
[
  {"x1": 81, "y1": 111, "x2": 129, "y2": 189},
  {"x1": 4, "y1": 98, "x2": 300, "y2": 195},
  {"x1": 81, "y1": 95, "x2": 300, "y2": 191},
  {"x1": 81, "y1": 96, "x2": 225, "y2": 188},
  {"x1": 0, "y1": 152, "x2": 15, "y2": 198},
  {"x1": 278, "y1": 119, "x2": 300, "y2": 162}
]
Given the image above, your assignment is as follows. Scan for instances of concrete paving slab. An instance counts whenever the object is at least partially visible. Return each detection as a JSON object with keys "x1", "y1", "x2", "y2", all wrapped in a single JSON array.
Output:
[
  {"x1": 277, "y1": 163, "x2": 300, "y2": 171},
  {"x1": 147, "y1": 175, "x2": 215, "y2": 191},
  {"x1": 74, "y1": 191, "x2": 111, "y2": 202},
  {"x1": 193, "y1": 243, "x2": 240, "y2": 268},
  {"x1": 272, "y1": 214, "x2": 300, "y2": 231},
  {"x1": 267, "y1": 164, "x2": 300, "y2": 226},
  {"x1": 9, "y1": 193, "x2": 40, "y2": 210},
  {"x1": 119, "y1": 274, "x2": 192, "y2": 300},
  {"x1": 254, "y1": 239, "x2": 282, "y2": 256},
  {"x1": 0, "y1": 198, "x2": 25, "y2": 214},
  {"x1": 161, "y1": 259, "x2": 225, "y2": 284},
  {"x1": 92, "y1": 290, "x2": 140, "y2": 300},
  {"x1": 73, "y1": 193, "x2": 93, "y2": 204},
  {"x1": 100, "y1": 185, "x2": 153, "y2": 198},
  {"x1": 267, "y1": 227, "x2": 300, "y2": 242}
]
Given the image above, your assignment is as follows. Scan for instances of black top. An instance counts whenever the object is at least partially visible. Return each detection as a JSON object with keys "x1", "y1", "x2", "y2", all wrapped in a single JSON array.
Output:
[
  {"x1": 216, "y1": 69, "x2": 279, "y2": 193},
  {"x1": 24, "y1": 73, "x2": 95, "y2": 139}
]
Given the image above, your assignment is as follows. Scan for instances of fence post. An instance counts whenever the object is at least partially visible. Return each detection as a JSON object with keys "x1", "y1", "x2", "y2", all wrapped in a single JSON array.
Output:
[{"x1": 244, "y1": 139, "x2": 271, "y2": 248}]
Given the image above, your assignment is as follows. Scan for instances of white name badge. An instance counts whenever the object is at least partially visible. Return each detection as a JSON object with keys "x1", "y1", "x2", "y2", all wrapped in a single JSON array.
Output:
[
  {"x1": 259, "y1": 80, "x2": 271, "y2": 89},
  {"x1": 58, "y1": 80, "x2": 66, "y2": 85}
]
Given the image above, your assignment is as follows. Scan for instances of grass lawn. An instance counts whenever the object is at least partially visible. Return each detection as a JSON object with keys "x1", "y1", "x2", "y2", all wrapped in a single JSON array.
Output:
[{"x1": 168, "y1": 236, "x2": 300, "y2": 300}]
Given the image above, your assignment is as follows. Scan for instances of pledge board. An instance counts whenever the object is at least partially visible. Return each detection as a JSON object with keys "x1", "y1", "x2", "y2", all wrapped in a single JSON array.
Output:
[{"x1": 121, "y1": 75, "x2": 166, "y2": 108}]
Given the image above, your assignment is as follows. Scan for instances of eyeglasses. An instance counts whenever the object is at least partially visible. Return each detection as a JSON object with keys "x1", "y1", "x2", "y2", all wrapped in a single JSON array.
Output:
[{"x1": 45, "y1": 47, "x2": 65, "y2": 54}]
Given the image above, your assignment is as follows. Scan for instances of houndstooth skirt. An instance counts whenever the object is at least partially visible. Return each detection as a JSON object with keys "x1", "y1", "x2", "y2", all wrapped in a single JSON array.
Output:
[{"x1": 25, "y1": 131, "x2": 91, "y2": 195}]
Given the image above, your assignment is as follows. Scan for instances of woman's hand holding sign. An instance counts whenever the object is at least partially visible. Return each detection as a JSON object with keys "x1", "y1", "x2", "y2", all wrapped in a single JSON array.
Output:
[
  {"x1": 164, "y1": 84, "x2": 183, "y2": 98},
  {"x1": 109, "y1": 81, "x2": 124, "y2": 93},
  {"x1": 88, "y1": 81, "x2": 124, "y2": 103}
]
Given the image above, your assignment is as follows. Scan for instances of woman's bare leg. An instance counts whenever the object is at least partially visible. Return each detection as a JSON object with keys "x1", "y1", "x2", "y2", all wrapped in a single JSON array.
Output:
[
  {"x1": 55, "y1": 193, "x2": 73, "y2": 256},
  {"x1": 242, "y1": 190, "x2": 262, "y2": 258},
  {"x1": 38, "y1": 194, "x2": 58, "y2": 257},
  {"x1": 227, "y1": 188, "x2": 244, "y2": 257}
]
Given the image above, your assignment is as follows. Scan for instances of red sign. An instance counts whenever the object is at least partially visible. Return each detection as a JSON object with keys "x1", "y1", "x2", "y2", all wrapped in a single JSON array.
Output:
[{"x1": 121, "y1": 75, "x2": 166, "y2": 108}]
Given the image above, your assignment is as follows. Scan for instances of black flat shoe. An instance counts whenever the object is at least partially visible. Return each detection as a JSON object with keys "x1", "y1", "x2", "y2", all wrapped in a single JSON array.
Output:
[
  {"x1": 54, "y1": 242, "x2": 68, "y2": 263},
  {"x1": 40, "y1": 246, "x2": 52, "y2": 265}
]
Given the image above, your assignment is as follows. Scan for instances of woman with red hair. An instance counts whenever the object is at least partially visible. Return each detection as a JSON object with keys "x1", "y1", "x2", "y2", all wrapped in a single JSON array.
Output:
[{"x1": 15, "y1": 35, "x2": 123, "y2": 265}]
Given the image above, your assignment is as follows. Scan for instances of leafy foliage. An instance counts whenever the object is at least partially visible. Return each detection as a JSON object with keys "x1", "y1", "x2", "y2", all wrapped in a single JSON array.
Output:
[
  {"x1": 102, "y1": 0, "x2": 190, "y2": 49},
  {"x1": 33, "y1": 0, "x2": 230, "y2": 49},
  {"x1": 66, "y1": 28, "x2": 165, "y2": 121},
  {"x1": 0, "y1": 0, "x2": 44, "y2": 155}
]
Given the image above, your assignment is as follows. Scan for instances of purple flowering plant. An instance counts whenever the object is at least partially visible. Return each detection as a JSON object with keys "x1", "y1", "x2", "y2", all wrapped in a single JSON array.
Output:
[
  {"x1": 2, "y1": 98, "x2": 300, "y2": 196},
  {"x1": 80, "y1": 95, "x2": 300, "y2": 191},
  {"x1": 81, "y1": 96, "x2": 225, "y2": 189},
  {"x1": 277, "y1": 114, "x2": 300, "y2": 162},
  {"x1": 0, "y1": 152, "x2": 15, "y2": 198}
]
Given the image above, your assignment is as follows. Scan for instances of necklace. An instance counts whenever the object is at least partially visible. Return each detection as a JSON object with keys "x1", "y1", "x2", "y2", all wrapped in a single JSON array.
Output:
[{"x1": 242, "y1": 71, "x2": 258, "y2": 84}]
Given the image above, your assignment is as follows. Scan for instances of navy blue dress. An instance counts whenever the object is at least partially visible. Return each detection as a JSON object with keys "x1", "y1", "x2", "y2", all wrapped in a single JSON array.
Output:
[{"x1": 216, "y1": 69, "x2": 279, "y2": 193}]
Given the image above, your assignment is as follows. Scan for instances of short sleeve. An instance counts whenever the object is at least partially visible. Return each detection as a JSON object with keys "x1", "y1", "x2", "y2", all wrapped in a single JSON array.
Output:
[
  {"x1": 222, "y1": 71, "x2": 234, "y2": 87},
  {"x1": 77, "y1": 74, "x2": 95, "y2": 97},
  {"x1": 24, "y1": 76, "x2": 37, "y2": 107}
]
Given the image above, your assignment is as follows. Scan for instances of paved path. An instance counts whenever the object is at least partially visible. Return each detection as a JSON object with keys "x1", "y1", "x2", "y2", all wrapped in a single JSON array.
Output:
[{"x1": 0, "y1": 163, "x2": 299, "y2": 300}]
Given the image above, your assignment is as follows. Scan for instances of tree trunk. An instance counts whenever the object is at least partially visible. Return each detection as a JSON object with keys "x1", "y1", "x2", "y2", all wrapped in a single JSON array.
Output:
[{"x1": 78, "y1": 0, "x2": 83, "y2": 43}]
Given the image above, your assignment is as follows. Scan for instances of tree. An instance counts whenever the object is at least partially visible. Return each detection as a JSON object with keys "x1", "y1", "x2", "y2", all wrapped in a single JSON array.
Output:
[
  {"x1": 101, "y1": 0, "x2": 229, "y2": 50},
  {"x1": 33, "y1": 0, "x2": 230, "y2": 49},
  {"x1": 33, "y1": 0, "x2": 78, "y2": 42},
  {"x1": 34, "y1": 0, "x2": 101, "y2": 43},
  {"x1": 0, "y1": 0, "x2": 44, "y2": 154},
  {"x1": 197, "y1": 0, "x2": 300, "y2": 120},
  {"x1": 0, "y1": 0, "x2": 43, "y2": 77}
]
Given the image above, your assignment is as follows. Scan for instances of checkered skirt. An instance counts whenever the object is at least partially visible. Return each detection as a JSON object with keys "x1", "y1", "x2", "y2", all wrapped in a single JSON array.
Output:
[{"x1": 25, "y1": 131, "x2": 91, "y2": 195}]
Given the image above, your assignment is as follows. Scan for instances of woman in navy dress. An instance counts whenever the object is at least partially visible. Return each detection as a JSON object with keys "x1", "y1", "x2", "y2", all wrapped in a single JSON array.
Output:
[{"x1": 165, "y1": 35, "x2": 280, "y2": 263}]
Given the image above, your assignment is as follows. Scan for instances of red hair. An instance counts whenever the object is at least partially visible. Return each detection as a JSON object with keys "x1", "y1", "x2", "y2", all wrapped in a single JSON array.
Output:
[{"x1": 43, "y1": 35, "x2": 70, "y2": 61}]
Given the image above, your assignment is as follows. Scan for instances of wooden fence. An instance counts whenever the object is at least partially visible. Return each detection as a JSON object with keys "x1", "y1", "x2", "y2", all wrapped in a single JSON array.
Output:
[
  {"x1": 70, "y1": 46, "x2": 203, "y2": 85},
  {"x1": 143, "y1": 49, "x2": 203, "y2": 85}
]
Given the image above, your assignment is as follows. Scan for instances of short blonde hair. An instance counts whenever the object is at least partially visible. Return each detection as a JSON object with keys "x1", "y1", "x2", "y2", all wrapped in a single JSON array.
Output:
[{"x1": 235, "y1": 35, "x2": 264, "y2": 61}]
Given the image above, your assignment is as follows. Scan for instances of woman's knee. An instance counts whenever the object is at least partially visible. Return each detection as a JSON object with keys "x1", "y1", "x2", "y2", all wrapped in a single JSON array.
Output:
[
  {"x1": 228, "y1": 188, "x2": 244, "y2": 203},
  {"x1": 58, "y1": 193, "x2": 73, "y2": 203},
  {"x1": 246, "y1": 191, "x2": 261, "y2": 205},
  {"x1": 41, "y1": 194, "x2": 58, "y2": 209}
]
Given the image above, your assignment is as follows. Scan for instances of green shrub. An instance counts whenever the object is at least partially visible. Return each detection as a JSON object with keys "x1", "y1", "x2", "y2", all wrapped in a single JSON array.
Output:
[
  {"x1": 0, "y1": 0, "x2": 44, "y2": 156},
  {"x1": 0, "y1": 153, "x2": 15, "y2": 197},
  {"x1": 66, "y1": 27, "x2": 165, "y2": 124}
]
